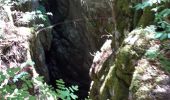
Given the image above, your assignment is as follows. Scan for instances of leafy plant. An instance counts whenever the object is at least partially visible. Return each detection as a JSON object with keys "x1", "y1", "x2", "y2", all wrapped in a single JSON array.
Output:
[
  {"x1": 0, "y1": 67, "x2": 35, "y2": 100},
  {"x1": 0, "y1": 60, "x2": 79, "y2": 100},
  {"x1": 137, "y1": 1, "x2": 170, "y2": 73},
  {"x1": 135, "y1": 0, "x2": 170, "y2": 41},
  {"x1": 145, "y1": 49, "x2": 159, "y2": 59},
  {"x1": 56, "y1": 79, "x2": 78, "y2": 100},
  {"x1": 135, "y1": 0, "x2": 167, "y2": 10}
]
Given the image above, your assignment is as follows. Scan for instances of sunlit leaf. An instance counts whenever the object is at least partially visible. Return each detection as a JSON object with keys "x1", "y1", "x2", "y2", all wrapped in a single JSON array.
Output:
[
  {"x1": 72, "y1": 85, "x2": 79, "y2": 91},
  {"x1": 154, "y1": 32, "x2": 163, "y2": 39},
  {"x1": 159, "y1": 33, "x2": 168, "y2": 40},
  {"x1": 145, "y1": 49, "x2": 159, "y2": 59},
  {"x1": 168, "y1": 33, "x2": 170, "y2": 38},
  {"x1": 70, "y1": 93, "x2": 78, "y2": 99}
]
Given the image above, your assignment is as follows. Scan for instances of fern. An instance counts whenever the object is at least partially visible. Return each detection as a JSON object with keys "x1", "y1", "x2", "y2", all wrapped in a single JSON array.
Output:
[
  {"x1": 56, "y1": 79, "x2": 78, "y2": 100},
  {"x1": 0, "y1": 67, "x2": 34, "y2": 100},
  {"x1": 0, "y1": 60, "x2": 79, "y2": 100}
]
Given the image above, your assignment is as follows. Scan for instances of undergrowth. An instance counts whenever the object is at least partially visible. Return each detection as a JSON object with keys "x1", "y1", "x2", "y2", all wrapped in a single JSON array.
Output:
[
  {"x1": 136, "y1": 0, "x2": 170, "y2": 72},
  {"x1": 0, "y1": 60, "x2": 79, "y2": 100}
]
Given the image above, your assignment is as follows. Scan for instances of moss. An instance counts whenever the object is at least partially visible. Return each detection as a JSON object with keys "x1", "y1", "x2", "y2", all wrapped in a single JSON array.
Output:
[
  {"x1": 135, "y1": 84, "x2": 153, "y2": 100},
  {"x1": 90, "y1": 27, "x2": 156, "y2": 99},
  {"x1": 101, "y1": 30, "x2": 149, "y2": 99},
  {"x1": 97, "y1": 64, "x2": 116, "y2": 99},
  {"x1": 112, "y1": 77, "x2": 129, "y2": 100},
  {"x1": 116, "y1": 0, "x2": 132, "y2": 14},
  {"x1": 138, "y1": 7, "x2": 155, "y2": 27},
  {"x1": 113, "y1": 0, "x2": 134, "y2": 46}
]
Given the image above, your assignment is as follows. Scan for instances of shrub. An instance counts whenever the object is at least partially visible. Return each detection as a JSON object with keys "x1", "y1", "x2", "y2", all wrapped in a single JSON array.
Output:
[
  {"x1": 135, "y1": 0, "x2": 170, "y2": 40},
  {"x1": 0, "y1": 60, "x2": 79, "y2": 100}
]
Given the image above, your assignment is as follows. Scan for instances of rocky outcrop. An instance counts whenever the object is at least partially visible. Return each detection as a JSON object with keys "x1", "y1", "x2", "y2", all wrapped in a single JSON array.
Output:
[
  {"x1": 44, "y1": 0, "x2": 143, "y2": 98},
  {"x1": 88, "y1": 0, "x2": 166, "y2": 99},
  {"x1": 89, "y1": 28, "x2": 151, "y2": 99},
  {"x1": 0, "y1": 0, "x2": 53, "y2": 83},
  {"x1": 0, "y1": 2, "x2": 37, "y2": 95},
  {"x1": 130, "y1": 58, "x2": 170, "y2": 100},
  {"x1": 2, "y1": 0, "x2": 167, "y2": 99},
  {"x1": 89, "y1": 27, "x2": 170, "y2": 100},
  {"x1": 0, "y1": 2, "x2": 32, "y2": 69},
  {"x1": 2, "y1": 0, "x2": 122, "y2": 98}
]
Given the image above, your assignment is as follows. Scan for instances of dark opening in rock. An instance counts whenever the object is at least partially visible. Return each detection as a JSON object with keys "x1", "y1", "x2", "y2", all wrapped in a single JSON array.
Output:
[{"x1": 44, "y1": 0, "x2": 97, "y2": 98}]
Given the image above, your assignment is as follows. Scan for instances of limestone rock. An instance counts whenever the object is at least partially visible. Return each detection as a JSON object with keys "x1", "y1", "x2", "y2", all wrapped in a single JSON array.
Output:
[{"x1": 89, "y1": 29, "x2": 169, "y2": 100}]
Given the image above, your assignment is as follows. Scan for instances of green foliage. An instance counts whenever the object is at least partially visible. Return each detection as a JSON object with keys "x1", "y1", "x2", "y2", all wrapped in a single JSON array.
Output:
[
  {"x1": 154, "y1": 32, "x2": 170, "y2": 40},
  {"x1": 0, "y1": 60, "x2": 79, "y2": 100},
  {"x1": 145, "y1": 49, "x2": 159, "y2": 59},
  {"x1": 135, "y1": 0, "x2": 167, "y2": 10},
  {"x1": 135, "y1": 0, "x2": 170, "y2": 41},
  {"x1": 140, "y1": 1, "x2": 170, "y2": 72},
  {"x1": 0, "y1": 0, "x2": 78, "y2": 99},
  {"x1": 135, "y1": 1, "x2": 151, "y2": 10},
  {"x1": 154, "y1": 7, "x2": 170, "y2": 40},
  {"x1": 56, "y1": 79, "x2": 78, "y2": 100},
  {"x1": 32, "y1": 5, "x2": 52, "y2": 30},
  {"x1": 145, "y1": 49, "x2": 170, "y2": 72},
  {"x1": 0, "y1": 67, "x2": 35, "y2": 100},
  {"x1": 159, "y1": 54, "x2": 170, "y2": 72}
]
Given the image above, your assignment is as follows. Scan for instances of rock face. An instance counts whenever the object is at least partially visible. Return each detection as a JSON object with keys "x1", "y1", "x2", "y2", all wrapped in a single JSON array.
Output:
[
  {"x1": 0, "y1": 0, "x2": 53, "y2": 83},
  {"x1": 44, "y1": 0, "x2": 133, "y2": 98},
  {"x1": 86, "y1": 1, "x2": 169, "y2": 100},
  {"x1": 89, "y1": 29, "x2": 151, "y2": 99},
  {"x1": 0, "y1": 1, "x2": 41, "y2": 93},
  {"x1": 43, "y1": 0, "x2": 146, "y2": 98},
  {"x1": 0, "y1": 1, "x2": 35, "y2": 70},
  {"x1": 2, "y1": 0, "x2": 169, "y2": 99},
  {"x1": 1, "y1": 0, "x2": 122, "y2": 98},
  {"x1": 89, "y1": 27, "x2": 170, "y2": 100}
]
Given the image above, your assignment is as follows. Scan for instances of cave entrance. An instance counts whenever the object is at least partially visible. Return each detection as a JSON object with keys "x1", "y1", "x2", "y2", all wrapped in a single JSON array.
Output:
[
  {"x1": 43, "y1": 0, "x2": 114, "y2": 99},
  {"x1": 44, "y1": 0, "x2": 93, "y2": 99}
]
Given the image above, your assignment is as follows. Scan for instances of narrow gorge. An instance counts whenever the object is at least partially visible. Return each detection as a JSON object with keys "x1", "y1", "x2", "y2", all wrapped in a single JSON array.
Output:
[{"x1": 0, "y1": 0, "x2": 170, "y2": 100}]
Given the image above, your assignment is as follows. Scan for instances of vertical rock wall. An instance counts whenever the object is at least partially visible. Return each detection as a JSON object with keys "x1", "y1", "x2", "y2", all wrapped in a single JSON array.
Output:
[
  {"x1": 88, "y1": 0, "x2": 157, "y2": 100},
  {"x1": 44, "y1": 0, "x2": 149, "y2": 98}
]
